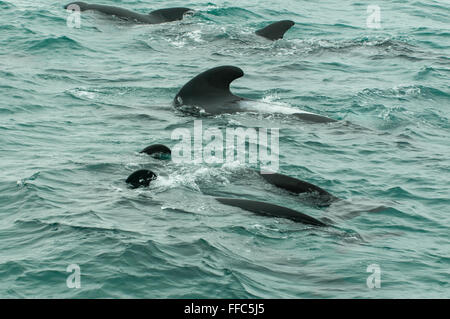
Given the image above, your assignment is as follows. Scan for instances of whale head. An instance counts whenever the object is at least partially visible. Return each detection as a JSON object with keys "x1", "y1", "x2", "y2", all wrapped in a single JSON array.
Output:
[
  {"x1": 126, "y1": 170, "x2": 157, "y2": 188},
  {"x1": 64, "y1": 2, "x2": 89, "y2": 11},
  {"x1": 140, "y1": 144, "x2": 171, "y2": 160}
]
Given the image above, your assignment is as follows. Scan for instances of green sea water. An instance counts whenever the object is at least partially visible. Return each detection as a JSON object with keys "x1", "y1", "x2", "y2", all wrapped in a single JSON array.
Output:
[{"x1": 0, "y1": 0, "x2": 449, "y2": 298}]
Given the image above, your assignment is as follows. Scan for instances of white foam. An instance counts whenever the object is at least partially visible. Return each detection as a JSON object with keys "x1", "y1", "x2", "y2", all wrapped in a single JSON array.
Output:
[
  {"x1": 71, "y1": 89, "x2": 97, "y2": 100},
  {"x1": 187, "y1": 30, "x2": 204, "y2": 43},
  {"x1": 238, "y1": 99, "x2": 314, "y2": 115}
]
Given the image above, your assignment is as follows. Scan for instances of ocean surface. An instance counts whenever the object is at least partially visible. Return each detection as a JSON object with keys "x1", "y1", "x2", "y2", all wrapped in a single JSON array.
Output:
[{"x1": 0, "y1": 0, "x2": 449, "y2": 298}]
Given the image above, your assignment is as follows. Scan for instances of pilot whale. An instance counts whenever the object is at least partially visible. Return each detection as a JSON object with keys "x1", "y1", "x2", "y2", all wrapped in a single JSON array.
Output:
[
  {"x1": 255, "y1": 20, "x2": 295, "y2": 40},
  {"x1": 259, "y1": 172, "x2": 339, "y2": 207},
  {"x1": 215, "y1": 197, "x2": 326, "y2": 226},
  {"x1": 125, "y1": 169, "x2": 327, "y2": 226},
  {"x1": 140, "y1": 144, "x2": 172, "y2": 159},
  {"x1": 138, "y1": 143, "x2": 338, "y2": 206},
  {"x1": 64, "y1": 2, "x2": 192, "y2": 24},
  {"x1": 125, "y1": 169, "x2": 157, "y2": 188},
  {"x1": 174, "y1": 66, "x2": 336, "y2": 123}
]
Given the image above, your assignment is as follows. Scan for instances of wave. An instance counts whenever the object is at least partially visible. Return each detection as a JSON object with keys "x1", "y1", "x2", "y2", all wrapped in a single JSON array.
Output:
[{"x1": 25, "y1": 36, "x2": 86, "y2": 52}]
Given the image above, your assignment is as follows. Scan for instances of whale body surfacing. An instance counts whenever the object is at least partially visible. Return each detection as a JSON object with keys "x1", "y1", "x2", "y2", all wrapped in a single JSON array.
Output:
[
  {"x1": 64, "y1": 2, "x2": 192, "y2": 24},
  {"x1": 215, "y1": 197, "x2": 327, "y2": 226},
  {"x1": 140, "y1": 144, "x2": 172, "y2": 159},
  {"x1": 174, "y1": 66, "x2": 336, "y2": 123},
  {"x1": 124, "y1": 169, "x2": 328, "y2": 226}
]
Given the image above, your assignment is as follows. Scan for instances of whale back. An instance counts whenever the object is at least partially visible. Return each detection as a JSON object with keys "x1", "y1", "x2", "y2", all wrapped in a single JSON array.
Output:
[
  {"x1": 255, "y1": 20, "x2": 295, "y2": 40},
  {"x1": 64, "y1": 2, "x2": 149, "y2": 22},
  {"x1": 148, "y1": 7, "x2": 192, "y2": 23},
  {"x1": 260, "y1": 173, "x2": 338, "y2": 206},
  {"x1": 64, "y1": 3, "x2": 192, "y2": 24},
  {"x1": 174, "y1": 66, "x2": 245, "y2": 114},
  {"x1": 216, "y1": 197, "x2": 327, "y2": 226}
]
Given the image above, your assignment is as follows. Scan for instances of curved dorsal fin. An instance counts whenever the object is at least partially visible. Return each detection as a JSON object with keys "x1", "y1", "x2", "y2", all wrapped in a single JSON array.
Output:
[
  {"x1": 174, "y1": 66, "x2": 244, "y2": 109},
  {"x1": 255, "y1": 20, "x2": 295, "y2": 40}
]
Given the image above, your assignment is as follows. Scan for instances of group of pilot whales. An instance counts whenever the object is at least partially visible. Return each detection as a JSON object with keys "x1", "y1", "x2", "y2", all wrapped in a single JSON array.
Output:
[
  {"x1": 65, "y1": 2, "x2": 379, "y2": 227},
  {"x1": 126, "y1": 144, "x2": 336, "y2": 227},
  {"x1": 65, "y1": 2, "x2": 296, "y2": 40}
]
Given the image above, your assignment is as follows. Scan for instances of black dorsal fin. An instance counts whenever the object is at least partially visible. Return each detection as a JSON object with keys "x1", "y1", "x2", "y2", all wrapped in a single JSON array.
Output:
[
  {"x1": 255, "y1": 20, "x2": 295, "y2": 40},
  {"x1": 174, "y1": 66, "x2": 244, "y2": 109}
]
